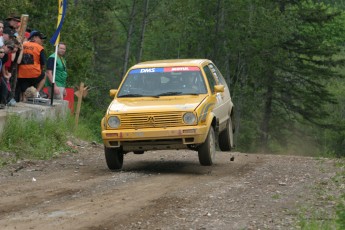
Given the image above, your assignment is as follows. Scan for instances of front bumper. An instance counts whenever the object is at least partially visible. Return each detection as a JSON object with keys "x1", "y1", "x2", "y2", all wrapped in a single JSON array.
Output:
[{"x1": 102, "y1": 125, "x2": 209, "y2": 150}]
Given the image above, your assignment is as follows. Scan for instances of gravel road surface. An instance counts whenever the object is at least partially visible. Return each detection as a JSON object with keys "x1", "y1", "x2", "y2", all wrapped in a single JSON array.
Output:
[{"x1": 0, "y1": 140, "x2": 343, "y2": 230}]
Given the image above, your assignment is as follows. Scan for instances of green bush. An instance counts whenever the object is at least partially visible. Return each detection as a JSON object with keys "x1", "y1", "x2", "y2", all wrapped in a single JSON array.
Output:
[{"x1": 0, "y1": 115, "x2": 70, "y2": 160}]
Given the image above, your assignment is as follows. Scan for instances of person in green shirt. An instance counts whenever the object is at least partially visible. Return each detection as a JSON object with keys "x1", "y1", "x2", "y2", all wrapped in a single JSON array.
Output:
[{"x1": 45, "y1": 42, "x2": 67, "y2": 99}]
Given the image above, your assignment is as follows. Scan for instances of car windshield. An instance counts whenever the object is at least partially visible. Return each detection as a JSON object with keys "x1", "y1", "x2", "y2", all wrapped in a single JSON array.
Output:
[{"x1": 117, "y1": 66, "x2": 208, "y2": 97}]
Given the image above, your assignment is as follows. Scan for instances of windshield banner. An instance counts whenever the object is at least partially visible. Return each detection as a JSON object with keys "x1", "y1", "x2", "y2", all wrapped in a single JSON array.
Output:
[{"x1": 129, "y1": 66, "x2": 200, "y2": 74}]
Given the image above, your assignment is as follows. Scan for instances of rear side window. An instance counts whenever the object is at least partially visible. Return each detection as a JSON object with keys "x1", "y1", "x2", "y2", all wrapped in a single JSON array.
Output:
[
  {"x1": 203, "y1": 66, "x2": 217, "y2": 93},
  {"x1": 208, "y1": 63, "x2": 226, "y2": 85}
]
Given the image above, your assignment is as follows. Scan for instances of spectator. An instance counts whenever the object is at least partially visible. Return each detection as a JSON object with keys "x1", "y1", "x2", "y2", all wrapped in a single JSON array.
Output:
[
  {"x1": 1, "y1": 39, "x2": 15, "y2": 72},
  {"x1": 6, "y1": 38, "x2": 22, "y2": 93},
  {"x1": 0, "y1": 46, "x2": 5, "y2": 108},
  {"x1": 5, "y1": 15, "x2": 20, "y2": 36},
  {"x1": 24, "y1": 31, "x2": 30, "y2": 42},
  {"x1": 0, "y1": 41, "x2": 16, "y2": 107},
  {"x1": 2, "y1": 27, "x2": 16, "y2": 43},
  {"x1": 45, "y1": 42, "x2": 68, "y2": 99},
  {"x1": 17, "y1": 30, "x2": 47, "y2": 101}
]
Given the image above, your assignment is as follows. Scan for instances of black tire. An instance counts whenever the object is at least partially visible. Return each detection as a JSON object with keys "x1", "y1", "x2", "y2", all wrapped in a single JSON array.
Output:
[
  {"x1": 218, "y1": 117, "x2": 234, "y2": 151},
  {"x1": 104, "y1": 146, "x2": 124, "y2": 170},
  {"x1": 198, "y1": 126, "x2": 216, "y2": 166}
]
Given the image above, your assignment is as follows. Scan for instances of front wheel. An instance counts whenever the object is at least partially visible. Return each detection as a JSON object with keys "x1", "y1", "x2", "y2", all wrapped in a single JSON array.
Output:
[
  {"x1": 104, "y1": 146, "x2": 124, "y2": 170},
  {"x1": 198, "y1": 126, "x2": 216, "y2": 166}
]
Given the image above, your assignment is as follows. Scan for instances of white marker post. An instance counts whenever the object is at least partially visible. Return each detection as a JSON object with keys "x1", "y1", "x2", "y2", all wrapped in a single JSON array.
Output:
[{"x1": 50, "y1": 45, "x2": 59, "y2": 106}]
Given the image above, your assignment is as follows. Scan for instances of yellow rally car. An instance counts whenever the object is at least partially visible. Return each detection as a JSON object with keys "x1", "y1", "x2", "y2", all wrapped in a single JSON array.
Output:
[{"x1": 101, "y1": 59, "x2": 235, "y2": 170}]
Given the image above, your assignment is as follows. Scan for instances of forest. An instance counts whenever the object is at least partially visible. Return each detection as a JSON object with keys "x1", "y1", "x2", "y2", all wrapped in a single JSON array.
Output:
[{"x1": 2, "y1": 0, "x2": 345, "y2": 156}]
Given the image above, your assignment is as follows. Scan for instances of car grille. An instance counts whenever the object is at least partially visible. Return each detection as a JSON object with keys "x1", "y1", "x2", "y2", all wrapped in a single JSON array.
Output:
[{"x1": 119, "y1": 112, "x2": 184, "y2": 129}]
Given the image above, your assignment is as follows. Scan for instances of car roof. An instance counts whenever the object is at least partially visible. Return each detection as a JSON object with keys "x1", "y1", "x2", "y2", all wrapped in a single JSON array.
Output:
[{"x1": 131, "y1": 59, "x2": 211, "y2": 69}]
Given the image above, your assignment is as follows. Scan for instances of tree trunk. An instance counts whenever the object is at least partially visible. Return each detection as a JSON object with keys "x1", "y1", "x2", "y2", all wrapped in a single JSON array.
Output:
[
  {"x1": 123, "y1": 0, "x2": 137, "y2": 77},
  {"x1": 137, "y1": 0, "x2": 149, "y2": 63},
  {"x1": 211, "y1": 0, "x2": 222, "y2": 60},
  {"x1": 260, "y1": 79, "x2": 274, "y2": 152}
]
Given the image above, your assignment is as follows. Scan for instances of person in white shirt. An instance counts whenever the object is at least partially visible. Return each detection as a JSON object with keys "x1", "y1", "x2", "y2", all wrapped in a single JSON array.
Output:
[{"x1": 0, "y1": 21, "x2": 4, "y2": 47}]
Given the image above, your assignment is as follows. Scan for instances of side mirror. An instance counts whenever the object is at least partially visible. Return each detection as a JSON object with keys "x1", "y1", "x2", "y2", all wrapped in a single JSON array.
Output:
[
  {"x1": 110, "y1": 89, "x2": 118, "y2": 97},
  {"x1": 214, "y1": 85, "x2": 224, "y2": 93}
]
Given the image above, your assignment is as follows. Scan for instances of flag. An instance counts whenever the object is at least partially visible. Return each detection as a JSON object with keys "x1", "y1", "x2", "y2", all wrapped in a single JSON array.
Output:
[{"x1": 50, "y1": 0, "x2": 67, "y2": 46}]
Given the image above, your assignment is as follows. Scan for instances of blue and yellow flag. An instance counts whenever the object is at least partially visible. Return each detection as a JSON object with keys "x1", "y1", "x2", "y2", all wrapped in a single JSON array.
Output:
[{"x1": 50, "y1": 0, "x2": 67, "y2": 46}]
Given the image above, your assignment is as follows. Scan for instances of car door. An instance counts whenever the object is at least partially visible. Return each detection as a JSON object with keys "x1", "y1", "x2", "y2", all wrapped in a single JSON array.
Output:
[
  {"x1": 202, "y1": 64, "x2": 227, "y2": 126},
  {"x1": 206, "y1": 63, "x2": 231, "y2": 129}
]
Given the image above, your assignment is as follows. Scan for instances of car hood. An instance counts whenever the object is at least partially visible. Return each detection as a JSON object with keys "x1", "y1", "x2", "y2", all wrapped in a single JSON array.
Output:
[{"x1": 108, "y1": 95, "x2": 207, "y2": 114}]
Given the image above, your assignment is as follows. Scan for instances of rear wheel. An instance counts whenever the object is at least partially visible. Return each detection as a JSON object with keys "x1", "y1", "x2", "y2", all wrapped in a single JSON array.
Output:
[
  {"x1": 104, "y1": 146, "x2": 124, "y2": 170},
  {"x1": 219, "y1": 117, "x2": 234, "y2": 151},
  {"x1": 198, "y1": 127, "x2": 216, "y2": 166}
]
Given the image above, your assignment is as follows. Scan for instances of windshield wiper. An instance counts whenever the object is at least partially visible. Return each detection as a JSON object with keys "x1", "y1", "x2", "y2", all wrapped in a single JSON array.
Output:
[
  {"x1": 156, "y1": 92, "x2": 183, "y2": 96},
  {"x1": 118, "y1": 94, "x2": 143, "y2": 98}
]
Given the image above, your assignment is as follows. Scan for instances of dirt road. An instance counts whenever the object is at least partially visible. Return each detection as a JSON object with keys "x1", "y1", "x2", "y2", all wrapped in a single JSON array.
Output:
[{"x1": 0, "y1": 140, "x2": 342, "y2": 230}]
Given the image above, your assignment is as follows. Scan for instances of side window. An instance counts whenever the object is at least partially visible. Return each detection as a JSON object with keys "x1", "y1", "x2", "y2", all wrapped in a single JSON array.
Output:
[
  {"x1": 208, "y1": 63, "x2": 227, "y2": 85},
  {"x1": 208, "y1": 63, "x2": 230, "y2": 91},
  {"x1": 213, "y1": 63, "x2": 228, "y2": 87},
  {"x1": 203, "y1": 66, "x2": 217, "y2": 93}
]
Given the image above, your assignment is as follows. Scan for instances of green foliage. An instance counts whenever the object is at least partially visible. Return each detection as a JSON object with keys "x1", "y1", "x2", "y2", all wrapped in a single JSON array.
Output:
[
  {"x1": 298, "y1": 216, "x2": 337, "y2": 230},
  {"x1": 337, "y1": 195, "x2": 345, "y2": 229},
  {"x1": 0, "y1": 114, "x2": 98, "y2": 163},
  {"x1": 0, "y1": 115, "x2": 72, "y2": 160},
  {"x1": 79, "y1": 99, "x2": 108, "y2": 142},
  {"x1": 316, "y1": 63, "x2": 345, "y2": 157}
]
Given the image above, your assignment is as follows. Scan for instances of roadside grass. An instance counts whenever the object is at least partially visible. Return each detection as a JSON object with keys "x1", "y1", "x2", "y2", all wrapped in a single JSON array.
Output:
[
  {"x1": 335, "y1": 164, "x2": 345, "y2": 230},
  {"x1": 271, "y1": 194, "x2": 280, "y2": 199},
  {"x1": 297, "y1": 159, "x2": 345, "y2": 230},
  {"x1": 0, "y1": 114, "x2": 97, "y2": 167},
  {"x1": 337, "y1": 194, "x2": 345, "y2": 229},
  {"x1": 298, "y1": 208, "x2": 337, "y2": 230}
]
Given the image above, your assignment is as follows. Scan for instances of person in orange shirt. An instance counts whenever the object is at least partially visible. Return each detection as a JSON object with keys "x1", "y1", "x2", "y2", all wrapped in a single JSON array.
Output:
[{"x1": 17, "y1": 30, "x2": 47, "y2": 101}]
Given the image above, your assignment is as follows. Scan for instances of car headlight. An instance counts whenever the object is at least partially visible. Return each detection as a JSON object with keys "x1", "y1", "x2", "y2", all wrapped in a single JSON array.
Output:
[
  {"x1": 183, "y1": 112, "x2": 197, "y2": 125},
  {"x1": 107, "y1": 116, "x2": 120, "y2": 128}
]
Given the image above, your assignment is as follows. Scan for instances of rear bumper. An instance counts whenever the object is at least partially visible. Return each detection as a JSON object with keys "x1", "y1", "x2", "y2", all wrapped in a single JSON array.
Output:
[{"x1": 102, "y1": 125, "x2": 209, "y2": 150}]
